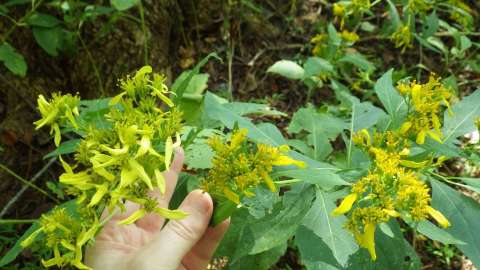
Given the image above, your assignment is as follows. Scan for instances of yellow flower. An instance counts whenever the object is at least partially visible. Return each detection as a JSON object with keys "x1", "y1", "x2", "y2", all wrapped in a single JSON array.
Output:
[
  {"x1": 332, "y1": 193, "x2": 358, "y2": 216},
  {"x1": 341, "y1": 30, "x2": 360, "y2": 43},
  {"x1": 333, "y1": 3, "x2": 345, "y2": 16},
  {"x1": 390, "y1": 25, "x2": 413, "y2": 53},
  {"x1": 361, "y1": 223, "x2": 377, "y2": 260}
]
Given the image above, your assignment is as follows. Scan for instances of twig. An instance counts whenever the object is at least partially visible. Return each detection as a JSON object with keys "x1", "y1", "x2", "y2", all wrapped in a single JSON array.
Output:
[
  {"x1": 138, "y1": 1, "x2": 149, "y2": 65},
  {"x1": 0, "y1": 157, "x2": 59, "y2": 218},
  {"x1": 77, "y1": 32, "x2": 104, "y2": 96}
]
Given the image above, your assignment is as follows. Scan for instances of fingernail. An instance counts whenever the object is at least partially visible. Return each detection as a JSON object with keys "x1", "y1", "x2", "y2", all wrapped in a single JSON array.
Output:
[{"x1": 191, "y1": 190, "x2": 212, "y2": 214}]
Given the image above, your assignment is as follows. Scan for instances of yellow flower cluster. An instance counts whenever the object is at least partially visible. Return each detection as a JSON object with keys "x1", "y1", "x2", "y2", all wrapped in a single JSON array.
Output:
[
  {"x1": 448, "y1": 0, "x2": 473, "y2": 28},
  {"x1": 390, "y1": 25, "x2": 413, "y2": 53},
  {"x1": 397, "y1": 75, "x2": 452, "y2": 144},
  {"x1": 340, "y1": 30, "x2": 360, "y2": 43},
  {"x1": 407, "y1": 0, "x2": 432, "y2": 13},
  {"x1": 332, "y1": 0, "x2": 371, "y2": 28},
  {"x1": 333, "y1": 129, "x2": 450, "y2": 260},
  {"x1": 22, "y1": 208, "x2": 98, "y2": 269},
  {"x1": 24, "y1": 66, "x2": 187, "y2": 269},
  {"x1": 34, "y1": 93, "x2": 80, "y2": 146},
  {"x1": 201, "y1": 129, "x2": 305, "y2": 204}
]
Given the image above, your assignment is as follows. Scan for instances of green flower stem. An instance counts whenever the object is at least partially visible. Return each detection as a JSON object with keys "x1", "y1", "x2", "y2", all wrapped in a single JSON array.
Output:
[
  {"x1": 0, "y1": 162, "x2": 59, "y2": 204},
  {"x1": 274, "y1": 178, "x2": 303, "y2": 187},
  {"x1": 138, "y1": 1, "x2": 149, "y2": 65},
  {"x1": 0, "y1": 219, "x2": 36, "y2": 225}
]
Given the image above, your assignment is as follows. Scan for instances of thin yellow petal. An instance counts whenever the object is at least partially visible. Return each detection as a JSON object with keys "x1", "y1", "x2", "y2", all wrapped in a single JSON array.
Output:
[
  {"x1": 363, "y1": 223, "x2": 377, "y2": 261},
  {"x1": 59, "y1": 156, "x2": 73, "y2": 173},
  {"x1": 400, "y1": 159, "x2": 429, "y2": 168},
  {"x1": 128, "y1": 159, "x2": 153, "y2": 190},
  {"x1": 332, "y1": 193, "x2": 357, "y2": 216},
  {"x1": 88, "y1": 183, "x2": 108, "y2": 207},
  {"x1": 427, "y1": 206, "x2": 450, "y2": 228},
  {"x1": 120, "y1": 166, "x2": 137, "y2": 188},
  {"x1": 416, "y1": 130, "x2": 427, "y2": 145},
  {"x1": 427, "y1": 130, "x2": 443, "y2": 144},
  {"x1": 165, "y1": 136, "x2": 173, "y2": 169},
  {"x1": 118, "y1": 208, "x2": 147, "y2": 225},
  {"x1": 53, "y1": 124, "x2": 61, "y2": 146},
  {"x1": 223, "y1": 188, "x2": 240, "y2": 204},
  {"x1": 154, "y1": 169, "x2": 166, "y2": 194},
  {"x1": 154, "y1": 207, "x2": 188, "y2": 219},
  {"x1": 400, "y1": 121, "x2": 412, "y2": 134}
]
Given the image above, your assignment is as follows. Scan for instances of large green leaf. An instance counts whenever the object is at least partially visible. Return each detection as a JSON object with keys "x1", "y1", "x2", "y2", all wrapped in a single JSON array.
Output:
[
  {"x1": 204, "y1": 92, "x2": 285, "y2": 146},
  {"x1": 27, "y1": 12, "x2": 61, "y2": 27},
  {"x1": 338, "y1": 53, "x2": 375, "y2": 72},
  {"x1": 304, "y1": 57, "x2": 334, "y2": 77},
  {"x1": 373, "y1": 69, "x2": 407, "y2": 128},
  {"x1": 267, "y1": 60, "x2": 305, "y2": 80},
  {"x1": 431, "y1": 179, "x2": 480, "y2": 267},
  {"x1": 216, "y1": 185, "x2": 314, "y2": 267},
  {"x1": 32, "y1": 26, "x2": 63, "y2": 56},
  {"x1": 223, "y1": 102, "x2": 286, "y2": 117},
  {"x1": 296, "y1": 225, "x2": 342, "y2": 270},
  {"x1": 0, "y1": 43, "x2": 27, "y2": 76},
  {"x1": 288, "y1": 106, "x2": 347, "y2": 161},
  {"x1": 414, "y1": 220, "x2": 465, "y2": 245},
  {"x1": 442, "y1": 90, "x2": 480, "y2": 143},
  {"x1": 302, "y1": 189, "x2": 358, "y2": 266}
]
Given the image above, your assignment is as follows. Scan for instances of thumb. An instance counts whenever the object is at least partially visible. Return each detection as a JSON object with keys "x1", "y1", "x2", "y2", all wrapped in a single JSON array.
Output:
[{"x1": 131, "y1": 190, "x2": 213, "y2": 270}]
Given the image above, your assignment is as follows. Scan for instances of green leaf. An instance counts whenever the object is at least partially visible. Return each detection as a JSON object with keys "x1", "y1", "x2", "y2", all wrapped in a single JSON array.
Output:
[
  {"x1": 204, "y1": 92, "x2": 285, "y2": 146},
  {"x1": 0, "y1": 43, "x2": 27, "y2": 76},
  {"x1": 338, "y1": 53, "x2": 375, "y2": 72},
  {"x1": 414, "y1": 220, "x2": 466, "y2": 245},
  {"x1": 431, "y1": 179, "x2": 480, "y2": 267},
  {"x1": 44, "y1": 139, "x2": 80, "y2": 159},
  {"x1": 272, "y1": 168, "x2": 348, "y2": 190},
  {"x1": 224, "y1": 243, "x2": 287, "y2": 270},
  {"x1": 288, "y1": 107, "x2": 347, "y2": 160},
  {"x1": 304, "y1": 57, "x2": 334, "y2": 77},
  {"x1": 216, "y1": 185, "x2": 314, "y2": 265},
  {"x1": 27, "y1": 12, "x2": 61, "y2": 27},
  {"x1": 110, "y1": 0, "x2": 139, "y2": 10},
  {"x1": 32, "y1": 26, "x2": 63, "y2": 56},
  {"x1": 302, "y1": 189, "x2": 358, "y2": 266},
  {"x1": 442, "y1": 90, "x2": 480, "y2": 143},
  {"x1": 267, "y1": 60, "x2": 304, "y2": 80},
  {"x1": 373, "y1": 69, "x2": 407, "y2": 128},
  {"x1": 172, "y1": 52, "x2": 221, "y2": 104},
  {"x1": 296, "y1": 225, "x2": 343, "y2": 270},
  {"x1": 184, "y1": 143, "x2": 213, "y2": 169},
  {"x1": 352, "y1": 101, "x2": 387, "y2": 131},
  {"x1": 422, "y1": 11, "x2": 439, "y2": 38}
]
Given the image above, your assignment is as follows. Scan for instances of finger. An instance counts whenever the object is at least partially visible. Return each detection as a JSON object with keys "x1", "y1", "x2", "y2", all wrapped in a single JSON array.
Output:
[
  {"x1": 182, "y1": 219, "x2": 230, "y2": 270},
  {"x1": 135, "y1": 147, "x2": 185, "y2": 231},
  {"x1": 129, "y1": 190, "x2": 213, "y2": 270}
]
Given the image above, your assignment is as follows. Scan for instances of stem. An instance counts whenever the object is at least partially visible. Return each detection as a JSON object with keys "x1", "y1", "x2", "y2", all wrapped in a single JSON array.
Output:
[
  {"x1": 77, "y1": 32, "x2": 104, "y2": 96},
  {"x1": 0, "y1": 158, "x2": 59, "y2": 218},
  {"x1": 347, "y1": 105, "x2": 355, "y2": 168},
  {"x1": 274, "y1": 178, "x2": 303, "y2": 187},
  {"x1": 0, "y1": 219, "x2": 37, "y2": 225},
  {"x1": 138, "y1": 1, "x2": 149, "y2": 65},
  {"x1": 1, "y1": 0, "x2": 45, "y2": 43}
]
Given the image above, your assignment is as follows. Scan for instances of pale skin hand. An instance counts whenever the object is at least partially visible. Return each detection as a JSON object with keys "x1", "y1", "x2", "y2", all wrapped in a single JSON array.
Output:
[{"x1": 85, "y1": 148, "x2": 230, "y2": 270}]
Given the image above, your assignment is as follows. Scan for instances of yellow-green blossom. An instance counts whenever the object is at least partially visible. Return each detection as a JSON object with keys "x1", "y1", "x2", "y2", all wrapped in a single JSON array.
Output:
[{"x1": 202, "y1": 129, "x2": 306, "y2": 204}]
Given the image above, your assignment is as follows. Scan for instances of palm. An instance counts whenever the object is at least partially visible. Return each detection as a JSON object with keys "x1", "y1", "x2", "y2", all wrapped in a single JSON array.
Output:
[{"x1": 85, "y1": 148, "x2": 229, "y2": 270}]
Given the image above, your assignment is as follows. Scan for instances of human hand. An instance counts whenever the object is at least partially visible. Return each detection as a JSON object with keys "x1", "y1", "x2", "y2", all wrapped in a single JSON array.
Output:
[{"x1": 85, "y1": 148, "x2": 230, "y2": 270}]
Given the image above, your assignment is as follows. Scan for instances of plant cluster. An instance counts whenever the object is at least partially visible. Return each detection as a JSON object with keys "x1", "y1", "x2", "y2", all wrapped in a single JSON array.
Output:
[{"x1": 21, "y1": 66, "x2": 187, "y2": 269}]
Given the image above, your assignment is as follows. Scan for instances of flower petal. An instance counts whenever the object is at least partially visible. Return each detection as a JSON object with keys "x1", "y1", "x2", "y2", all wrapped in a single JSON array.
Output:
[
  {"x1": 118, "y1": 208, "x2": 146, "y2": 225},
  {"x1": 332, "y1": 193, "x2": 357, "y2": 216},
  {"x1": 427, "y1": 206, "x2": 450, "y2": 228},
  {"x1": 154, "y1": 207, "x2": 188, "y2": 219}
]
